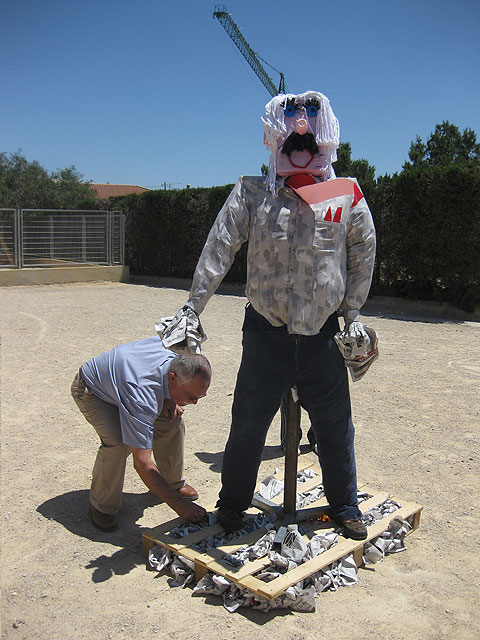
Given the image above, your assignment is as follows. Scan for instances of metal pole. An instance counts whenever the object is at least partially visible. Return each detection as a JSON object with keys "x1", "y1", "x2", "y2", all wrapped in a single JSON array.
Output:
[
  {"x1": 49, "y1": 214, "x2": 54, "y2": 259},
  {"x1": 106, "y1": 211, "x2": 112, "y2": 264},
  {"x1": 17, "y1": 209, "x2": 24, "y2": 268},
  {"x1": 252, "y1": 386, "x2": 331, "y2": 526},
  {"x1": 120, "y1": 212, "x2": 125, "y2": 265},
  {"x1": 81, "y1": 215, "x2": 86, "y2": 262},
  {"x1": 13, "y1": 209, "x2": 18, "y2": 268},
  {"x1": 282, "y1": 389, "x2": 301, "y2": 516}
]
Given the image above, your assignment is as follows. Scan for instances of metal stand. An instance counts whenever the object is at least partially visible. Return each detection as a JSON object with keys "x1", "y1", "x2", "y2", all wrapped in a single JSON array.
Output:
[
  {"x1": 280, "y1": 392, "x2": 316, "y2": 453},
  {"x1": 251, "y1": 390, "x2": 329, "y2": 546}
]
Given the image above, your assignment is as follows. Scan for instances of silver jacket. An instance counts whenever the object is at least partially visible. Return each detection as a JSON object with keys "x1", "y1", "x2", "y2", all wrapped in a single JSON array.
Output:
[{"x1": 187, "y1": 176, "x2": 376, "y2": 335}]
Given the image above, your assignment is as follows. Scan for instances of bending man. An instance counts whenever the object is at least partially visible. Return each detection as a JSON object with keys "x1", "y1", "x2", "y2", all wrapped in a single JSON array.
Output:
[{"x1": 71, "y1": 335, "x2": 210, "y2": 531}]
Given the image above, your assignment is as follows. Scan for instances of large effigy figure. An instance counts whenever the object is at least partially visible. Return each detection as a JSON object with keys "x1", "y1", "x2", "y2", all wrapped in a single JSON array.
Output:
[{"x1": 158, "y1": 91, "x2": 376, "y2": 540}]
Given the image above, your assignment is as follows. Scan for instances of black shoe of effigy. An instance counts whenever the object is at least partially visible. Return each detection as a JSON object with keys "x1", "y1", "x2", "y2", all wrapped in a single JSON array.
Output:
[
  {"x1": 90, "y1": 505, "x2": 118, "y2": 532},
  {"x1": 341, "y1": 518, "x2": 367, "y2": 540},
  {"x1": 217, "y1": 506, "x2": 244, "y2": 533}
]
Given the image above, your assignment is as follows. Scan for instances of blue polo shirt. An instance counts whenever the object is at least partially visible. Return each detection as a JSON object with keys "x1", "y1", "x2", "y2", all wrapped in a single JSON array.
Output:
[{"x1": 81, "y1": 335, "x2": 176, "y2": 449}]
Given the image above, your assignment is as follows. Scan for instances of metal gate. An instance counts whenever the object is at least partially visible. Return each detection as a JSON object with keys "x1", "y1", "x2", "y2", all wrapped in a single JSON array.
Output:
[{"x1": 0, "y1": 209, "x2": 125, "y2": 268}]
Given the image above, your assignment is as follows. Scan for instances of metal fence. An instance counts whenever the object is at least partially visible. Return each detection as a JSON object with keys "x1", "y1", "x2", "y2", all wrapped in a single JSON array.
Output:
[{"x1": 0, "y1": 209, "x2": 125, "y2": 268}]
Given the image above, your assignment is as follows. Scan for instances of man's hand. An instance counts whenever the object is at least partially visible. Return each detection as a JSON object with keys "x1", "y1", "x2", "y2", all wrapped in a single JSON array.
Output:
[
  {"x1": 161, "y1": 398, "x2": 184, "y2": 422},
  {"x1": 174, "y1": 500, "x2": 207, "y2": 523},
  {"x1": 132, "y1": 448, "x2": 206, "y2": 522}
]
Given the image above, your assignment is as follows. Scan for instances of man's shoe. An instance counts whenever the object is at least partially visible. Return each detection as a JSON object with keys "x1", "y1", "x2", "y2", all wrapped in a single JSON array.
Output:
[
  {"x1": 341, "y1": 518, "x2": 367, "y2": 540},
  {"x1": 90, "y1": 505, "x2": 118, "y2": 532},
  {"x1": 217, "y1": 506, "x2": 244, "y2": 533},
  {"x1": 176, "y1": 484, "x2": 199, "y2": 501}
]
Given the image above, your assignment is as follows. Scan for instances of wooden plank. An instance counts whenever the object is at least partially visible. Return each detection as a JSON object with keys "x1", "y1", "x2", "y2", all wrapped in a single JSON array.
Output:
[
  {"x1": 143, "y1": 486, "x2": 390, "y2": 563},
  {"x1": 142, "y1": 535, "x2": 157, "y2": 555},
  {"x1": 200, "y1": 526, "x2": 269, "y2": 558},
  {"x1": 408, "y1": 507, "x2": 423, "y2": 531},
  {"x1": 164, "y1": 524, "x2": 224, "y2": 549},
  {"x1": 195, "y1": 564, "x2": 210, "y2": 582},
  {"x1": 353, "y1": 547, "x2": 364, "y2": 567},
  {"x1": 255, "y1": 536, "x2": 360, "y2": 599},
  {"x1": 192, "y1": 526, "x2": 271, "y2": 569},
  {"x1": 210, "y1": 554, "x2": 274, "y2": 582},
  {"x1": 236, "y1": 574, "x2": 272, "y2": 594},
  {"x1": 142, "y1": 532, "x2": 194, "y2": 554},
  {"x1": 164, "y1": 544, "x2": 205, "y2": 563},
  {"x1": 199, "y1": 492, "x2": 397, "y2": 590},
  {"x1": 144, "y1": 515, "x2": 184, "y2": 539},
  {"x1": 257, "y1": 501, "x2": 423, "y2": 599},
  {"x1": 183, "y1": 499, "x2": 422, "y2": 598},
  {"x1": 359, "y1": 502, "x2": 422, "y2": 541},
  {"x1": 143, "y1": 508, "x2": 265, "y2": 558},
  {"x1": 358, "y1": 492, "x2": 390, "y2": 512},
  {"x1": 141, "y1": 499, "x2": 219, "y2": 556},
  {"x1": 296, "y1": 485, "x2": 381, "y2": 534}
]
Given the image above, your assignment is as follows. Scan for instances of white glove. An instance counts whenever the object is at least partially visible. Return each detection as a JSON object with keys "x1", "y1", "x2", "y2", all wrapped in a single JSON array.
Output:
[
  {"x1": 334, "y1": 322, "x2": 379, "y2": 382},
  {"x1": 335, "y1": 321, "x2": 371, "y2": 359}
]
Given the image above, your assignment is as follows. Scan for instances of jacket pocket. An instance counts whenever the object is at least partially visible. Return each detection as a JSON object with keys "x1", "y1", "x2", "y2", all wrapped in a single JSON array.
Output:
[{"x1": 312, "y1": 219, "x2": 344, "y2": 252}]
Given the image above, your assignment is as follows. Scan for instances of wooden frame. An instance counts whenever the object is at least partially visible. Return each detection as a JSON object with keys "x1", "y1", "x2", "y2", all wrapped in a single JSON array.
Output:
[{"x1": 142, "y1": 467, "x2": 422, "y2": 600}]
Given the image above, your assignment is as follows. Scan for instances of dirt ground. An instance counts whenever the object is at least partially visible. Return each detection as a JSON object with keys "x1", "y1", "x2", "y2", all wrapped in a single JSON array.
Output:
[{"x1": 1, "y1": 278, "x2": 479, "y2": 640}]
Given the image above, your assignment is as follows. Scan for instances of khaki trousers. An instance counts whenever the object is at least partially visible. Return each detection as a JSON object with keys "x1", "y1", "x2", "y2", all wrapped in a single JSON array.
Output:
[{"x1": 71, "y1": 371, "x2": 185, "y2": 515}]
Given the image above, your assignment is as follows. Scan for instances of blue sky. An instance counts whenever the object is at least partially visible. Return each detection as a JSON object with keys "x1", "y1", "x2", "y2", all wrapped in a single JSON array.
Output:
[{"x1": 2, "y1": 0, "x2": 479, "y2": 188}]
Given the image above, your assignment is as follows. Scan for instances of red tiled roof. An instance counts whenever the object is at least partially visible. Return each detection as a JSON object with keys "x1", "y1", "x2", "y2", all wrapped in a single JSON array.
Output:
[{"x1": 89, "y1": 184, "x2": 150, "y2": 198}]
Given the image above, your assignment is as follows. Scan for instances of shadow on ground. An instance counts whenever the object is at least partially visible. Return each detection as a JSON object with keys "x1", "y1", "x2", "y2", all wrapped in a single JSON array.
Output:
[
  {"x1": 194, "y1": 443, "x2": 316, "y2": 473},
  {"x1": 37, "y1": 489, "x2": 162, "y2": 583},
  {"x1": 37, "y1": 489, "x2": 305, "y2": 621}
]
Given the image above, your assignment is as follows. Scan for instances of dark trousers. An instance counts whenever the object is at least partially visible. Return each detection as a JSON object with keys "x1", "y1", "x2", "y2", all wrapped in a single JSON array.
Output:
[{"x1": 217, "y1": 304, "x2": 361, "y2": 522}]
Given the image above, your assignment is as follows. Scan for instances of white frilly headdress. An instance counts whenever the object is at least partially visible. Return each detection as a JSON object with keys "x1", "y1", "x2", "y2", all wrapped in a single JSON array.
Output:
[{"x1": 262, "y1": 91, "x2": 340, "y2": 194}]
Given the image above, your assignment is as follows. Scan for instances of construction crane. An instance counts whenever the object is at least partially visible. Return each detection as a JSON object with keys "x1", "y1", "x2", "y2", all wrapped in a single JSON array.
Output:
[{"x1": 213, "y1": 5, "x2": 286, "y2": 97}]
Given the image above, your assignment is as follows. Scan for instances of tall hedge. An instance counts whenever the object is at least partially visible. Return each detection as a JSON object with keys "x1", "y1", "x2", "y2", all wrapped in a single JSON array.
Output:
[
  {"x1": 370, "y1": 164, "x2": 480, "y2": 311},
  {"x1": 115, "y1": 185, "x2": 247, "y2": 284},
  {"x1": 114, "y1": 166, "x2": 479, "y2": 312}
]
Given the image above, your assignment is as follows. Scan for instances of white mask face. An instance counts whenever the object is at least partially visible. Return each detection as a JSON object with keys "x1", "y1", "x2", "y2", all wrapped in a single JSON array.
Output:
[{"x1": 262, "y1": 91, "x2": 340, "y2": 190}]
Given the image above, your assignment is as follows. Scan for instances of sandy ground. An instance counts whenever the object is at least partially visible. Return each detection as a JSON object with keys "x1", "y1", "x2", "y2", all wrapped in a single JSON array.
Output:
[{"x1": 1, "y1": 278, "x2": 479, "y2": 640}]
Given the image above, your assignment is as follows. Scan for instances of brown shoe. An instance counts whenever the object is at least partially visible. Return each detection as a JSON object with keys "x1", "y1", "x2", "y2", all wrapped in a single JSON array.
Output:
[
  {"x1": 341, "y1": 518, "x2": 367, "y2": 540},
  {"x1": 90, "y1": 505, "x2": 118, "y2": 531},
  {"x1": 176, "y1": 484, "x2": 199, "y2": 501}
]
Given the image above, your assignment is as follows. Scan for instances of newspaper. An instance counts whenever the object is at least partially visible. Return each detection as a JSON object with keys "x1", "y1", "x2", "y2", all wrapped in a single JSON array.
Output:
[{"x1": 155, "y1": 306, "x2": 206, "y2": 354}]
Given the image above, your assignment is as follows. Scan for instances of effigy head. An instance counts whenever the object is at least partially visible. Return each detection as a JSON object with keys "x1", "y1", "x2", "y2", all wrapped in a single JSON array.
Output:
[{"x1": 262, "y1": 91, "x2": 340, "y2": 193}]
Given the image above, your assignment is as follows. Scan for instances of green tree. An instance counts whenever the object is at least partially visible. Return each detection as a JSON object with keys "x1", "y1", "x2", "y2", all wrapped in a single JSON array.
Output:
[
  {"x1": 333, "y1": 142, "x2": 376, "y2": 186},
  {"x1": 332, "y1": 142, "x2": 352, "y2": 175},
  {"x1": 0, "y1": 151, "x2": 95, "y2": 208},
  {"x1": 52, "y1": 165, "x2": 95, "y2": 208},
  {"x1": 0, "y1": 151, "x2": 56, "y2": 207},
  {"x1": 405, "y1": 121, "x2": 480, "y2": 168}
]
